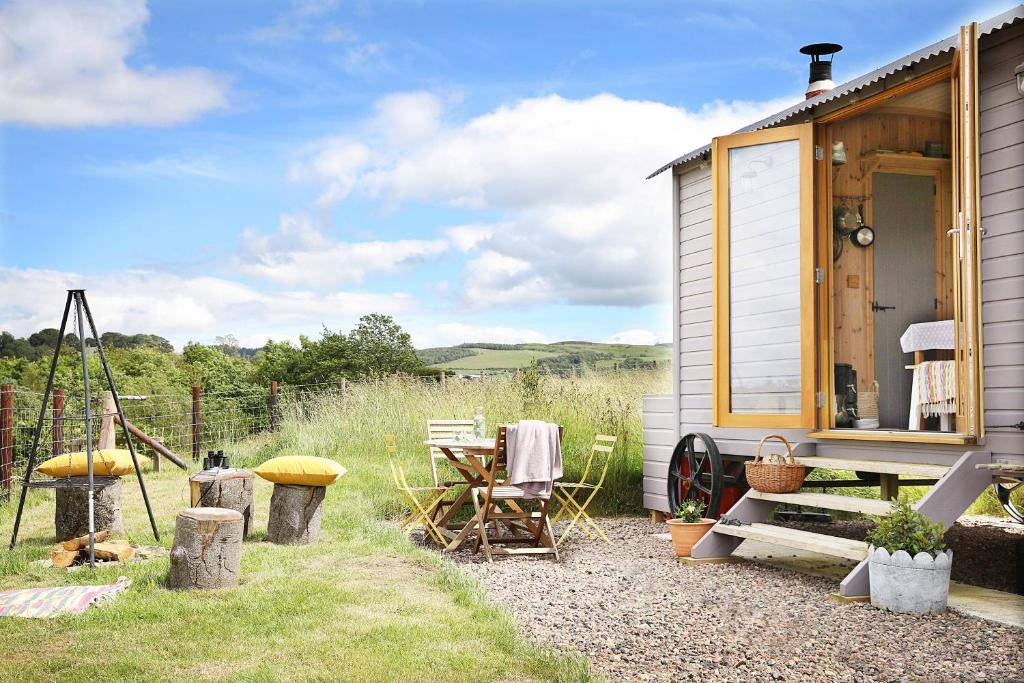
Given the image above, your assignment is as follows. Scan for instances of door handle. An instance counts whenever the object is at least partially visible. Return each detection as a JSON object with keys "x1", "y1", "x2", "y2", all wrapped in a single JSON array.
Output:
[{"x1": 871, "y1": 301, "x2": 895, "y2": 312}]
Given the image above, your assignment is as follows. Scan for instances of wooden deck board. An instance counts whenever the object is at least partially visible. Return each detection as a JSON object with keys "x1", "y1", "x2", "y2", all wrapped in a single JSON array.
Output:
[
  {"x1": 747, "y1": 490, "x2": 893, "y2": 516},
  {"x1": 794, "y1": 456, "x2": 950, "y2": 479},
  {"x1": 712, "y1": 522, "x2": 869, "y2": 561}
]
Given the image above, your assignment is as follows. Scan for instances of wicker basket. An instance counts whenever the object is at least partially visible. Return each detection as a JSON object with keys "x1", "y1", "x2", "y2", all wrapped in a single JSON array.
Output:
[
  {"x1": 745, "y1": 435, "x2": 806, "y2": 494},
  {"x1": 859, "y1": 381, "x2": 880, "y2": 420}
]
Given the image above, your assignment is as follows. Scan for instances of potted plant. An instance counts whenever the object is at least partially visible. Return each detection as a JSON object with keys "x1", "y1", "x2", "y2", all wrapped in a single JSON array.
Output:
[
  {"x1": 666, "y1": 499, "x2": 715, "y2": 557},
  {"x1": 866, "y1": 500, "x2": 952, "y2": 614}
]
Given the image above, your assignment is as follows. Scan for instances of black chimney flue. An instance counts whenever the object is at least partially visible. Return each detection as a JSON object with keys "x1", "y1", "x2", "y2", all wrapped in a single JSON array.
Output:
[{"x1": 800, "y1": 43, "x2": 843, "y2": 99}]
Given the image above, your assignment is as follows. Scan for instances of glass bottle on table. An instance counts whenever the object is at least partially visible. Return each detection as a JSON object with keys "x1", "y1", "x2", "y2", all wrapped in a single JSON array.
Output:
[{"x1": 473, "y1": 406, "x2": 485, "y2": 439}]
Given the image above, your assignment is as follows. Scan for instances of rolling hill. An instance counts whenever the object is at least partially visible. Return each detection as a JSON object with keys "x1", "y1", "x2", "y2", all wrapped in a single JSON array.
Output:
[{"x1": 417, "y1": 341, "x2": 671, "y2": 374}]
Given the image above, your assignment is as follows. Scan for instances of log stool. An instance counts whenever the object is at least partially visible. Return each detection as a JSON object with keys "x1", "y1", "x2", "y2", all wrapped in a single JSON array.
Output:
[
  {"x1": 189, "y1": 468, "x2": 255, "y2": 538},
  {"x1": 169, "y1": 507, "x2": 243, "y2": 590},
  {"x1": 267, "y1": 484, "x2": 325, "y2": 545},
  {"x1": 54, "y1": 477, "x2": 125, "y2": 542}
]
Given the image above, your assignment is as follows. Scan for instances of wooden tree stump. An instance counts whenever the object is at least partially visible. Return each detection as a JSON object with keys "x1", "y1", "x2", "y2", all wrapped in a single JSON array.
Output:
[
  {"x1": 169, "y1": 507, "x2": 243, "y2": 590},
  {"x1": 190, "y1": 468, "x2": 255, "y2": 538},
  {"x1": 54, "y1": 477, "x2": 124, "y2": 542},
  {"x1": 267, "y1": 484, "x2": 325, "y2": 545}
]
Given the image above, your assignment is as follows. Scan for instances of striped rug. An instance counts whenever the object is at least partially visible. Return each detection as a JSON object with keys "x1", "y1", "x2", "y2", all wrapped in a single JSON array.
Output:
[{"x1": 0, "y1": 576, "x2": 131, "y2": 618}]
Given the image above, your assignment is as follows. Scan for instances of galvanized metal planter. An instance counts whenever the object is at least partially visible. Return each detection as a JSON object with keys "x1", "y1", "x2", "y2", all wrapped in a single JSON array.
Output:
[{"x1": 868, "y1": 545, "x2": 953, "y2": 614}]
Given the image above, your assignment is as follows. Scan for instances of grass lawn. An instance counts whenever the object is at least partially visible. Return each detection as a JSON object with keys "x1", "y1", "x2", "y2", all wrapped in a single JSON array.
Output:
[{"x1": 0, "y1": 413, "x2": 592, "y2": 682}]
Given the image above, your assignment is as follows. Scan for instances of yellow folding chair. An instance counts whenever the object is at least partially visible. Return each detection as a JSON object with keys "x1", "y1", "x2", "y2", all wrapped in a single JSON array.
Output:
[
  {"x1": 385, "y1": 434, "x2": 449, "y2": 545},
  {"x1": 551, "y1": 434, "x2": 618, "y2": 545}
]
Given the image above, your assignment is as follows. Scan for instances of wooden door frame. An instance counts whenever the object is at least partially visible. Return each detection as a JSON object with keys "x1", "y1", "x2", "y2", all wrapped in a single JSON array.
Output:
[
  {"x1": 711, "y1": 122, "x2": 816, "y2": 429},
  {"x1": 809, "y1": 62, "x2": 980, "y2": 445}
]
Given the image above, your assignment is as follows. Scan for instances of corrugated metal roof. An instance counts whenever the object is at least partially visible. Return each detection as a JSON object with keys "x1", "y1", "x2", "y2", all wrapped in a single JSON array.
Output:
[{"x1": 647, "y1": 4, "x2": 1024, "y2": 179}]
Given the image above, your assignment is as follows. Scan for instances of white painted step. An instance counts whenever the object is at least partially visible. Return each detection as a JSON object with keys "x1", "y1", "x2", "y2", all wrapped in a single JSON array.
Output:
[
  {"x1": 747, "y1": 490, "x2": 894, "y2": 516},
  {"x1": 794, "y1": 456, "x2": 949, "y2": 479},
  {"x1": 712, "y1": 522, "x2": 869, "y2": 561}
]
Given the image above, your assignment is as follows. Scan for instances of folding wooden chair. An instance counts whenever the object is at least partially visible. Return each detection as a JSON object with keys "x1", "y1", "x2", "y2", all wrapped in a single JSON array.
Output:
[
  {"x1": 426, "y1": 419, "x2": 475, "y2": 487},
  {"x1": 551, "y1": 434, "x2": 618, "y2": 546},
  {"x1": 470, "y1": 425, "x2": 562, "y2": 562},
  {"x1": 385, "y1": 434, "x2": 449, "y2": 545}
]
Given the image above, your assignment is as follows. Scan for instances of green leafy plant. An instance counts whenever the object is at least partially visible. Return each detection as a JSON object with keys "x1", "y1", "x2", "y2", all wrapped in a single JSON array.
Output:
[
  {"x1": 672, "y1": 499, "x2": 706, "y2": 523},
  {"x1": 866, "y1": 500, "x2": 946, "y2": 556}
]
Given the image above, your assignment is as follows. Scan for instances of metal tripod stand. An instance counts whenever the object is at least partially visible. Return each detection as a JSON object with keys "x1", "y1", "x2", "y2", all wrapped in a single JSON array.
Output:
[{"x1": 8, "y1": 290, "x2": 160, "y2": 567}]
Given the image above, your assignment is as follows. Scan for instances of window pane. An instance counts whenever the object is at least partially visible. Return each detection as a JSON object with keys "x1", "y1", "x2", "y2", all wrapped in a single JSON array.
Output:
[{"x1": 728, "y1": 139, "x2": 801, "y2": 414}]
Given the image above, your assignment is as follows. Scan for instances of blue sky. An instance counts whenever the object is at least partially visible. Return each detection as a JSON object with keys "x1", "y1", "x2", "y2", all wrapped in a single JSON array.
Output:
[{"x1": 0, "y1": 0, "x2": 1007, "y2": 349}]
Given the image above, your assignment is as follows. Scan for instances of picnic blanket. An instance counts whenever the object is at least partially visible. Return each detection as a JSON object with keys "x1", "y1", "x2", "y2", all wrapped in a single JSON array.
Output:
[
  {"x1": 506, "y1": 420, "x2": 562, "y2": 500},
  {"x1": 0, "y1": 576, "x2": 131, "y2": 618}
]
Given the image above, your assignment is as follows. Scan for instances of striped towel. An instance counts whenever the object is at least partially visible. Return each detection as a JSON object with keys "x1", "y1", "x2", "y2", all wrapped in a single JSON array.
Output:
[
  {"x1": 917, "y1": 360, "x2": 956, "y2": 417},
  {"x1": 0, "y1": 576, "x2": 131, "y2": 618}
]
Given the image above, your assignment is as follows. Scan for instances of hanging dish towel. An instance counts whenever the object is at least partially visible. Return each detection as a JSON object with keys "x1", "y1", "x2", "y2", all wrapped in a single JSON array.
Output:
[
  {"x1": 909, "y1": 361, "x2": 956, "y2": 429},
  {"x1": 0, "y1": 576, "x2": 131, "y2": 618},
  {"x1": 505, "y1": 420, "x2": 562, "y2": 499}
]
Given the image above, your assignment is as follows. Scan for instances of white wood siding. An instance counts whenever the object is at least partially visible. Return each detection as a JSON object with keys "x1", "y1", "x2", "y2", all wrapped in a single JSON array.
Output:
[
  {"x1": 979, "y1": 22, "x2": 1024, "y2": 465},
  {"x1": 675, "y1": 164, "x2": 810, "y2": 457},
  {"x1": 642, "y1": 394, "x2": 675, "y2": 512}
]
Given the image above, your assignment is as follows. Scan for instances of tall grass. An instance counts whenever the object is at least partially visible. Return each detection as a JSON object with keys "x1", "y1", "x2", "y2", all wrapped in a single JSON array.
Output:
[{"x1": 230, "y1": 369, "x2": 670, "y2": 517}]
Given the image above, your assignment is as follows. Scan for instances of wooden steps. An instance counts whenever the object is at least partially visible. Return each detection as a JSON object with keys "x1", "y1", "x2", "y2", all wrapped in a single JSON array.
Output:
[
  {"x1": 712, "y1": 522, "x2": 869, "y2": 562},
  {"x1": 746, "y1": 490, "x2": 894, "y2": 516},
  {"x1": 794, "y1": 456, "x2": 950, "y2": 479}
]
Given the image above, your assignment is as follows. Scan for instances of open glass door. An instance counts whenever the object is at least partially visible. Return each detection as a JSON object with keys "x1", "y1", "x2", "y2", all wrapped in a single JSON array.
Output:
[
  {"x1": 951, "y1": 22, "x2": 984, "y2": 438},
  {"x1": 711, "y1": 123, "x2": 816, "y2": 428}
]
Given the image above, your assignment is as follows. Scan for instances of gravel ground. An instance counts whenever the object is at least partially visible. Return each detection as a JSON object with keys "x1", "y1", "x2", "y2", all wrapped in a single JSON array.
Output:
[{"x1": 436, "y1": 518, "x2": 1024, "y2": 683}]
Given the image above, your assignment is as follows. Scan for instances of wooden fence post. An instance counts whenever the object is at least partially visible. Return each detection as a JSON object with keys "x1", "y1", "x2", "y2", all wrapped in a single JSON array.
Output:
[
  {"x1": 52, "y1": 389, "x2": 65, "y2": 456},
  {"x1": 270, "y1": 381, "x2": 279, "y2": 432},
  {"x1": 191, "y1": 385, "x2": 202, "y2": 463},
  {"x1": 1, "y1": 385, "x2": 13, "y2": 498},
  {"x1": 98, "y1": 390, "x2": 116, "y2": 450}
]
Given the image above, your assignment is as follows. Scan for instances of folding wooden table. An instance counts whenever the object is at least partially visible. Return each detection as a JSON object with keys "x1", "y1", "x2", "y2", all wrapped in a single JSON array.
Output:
[{"x1": 422, "y1": 436, "x2": 497, "y2": 551}]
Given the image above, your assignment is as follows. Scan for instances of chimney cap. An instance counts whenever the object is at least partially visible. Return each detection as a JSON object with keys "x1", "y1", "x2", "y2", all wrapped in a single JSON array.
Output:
[{"x1": 799, "y1": 43, "x2": 843, "y2": 60}]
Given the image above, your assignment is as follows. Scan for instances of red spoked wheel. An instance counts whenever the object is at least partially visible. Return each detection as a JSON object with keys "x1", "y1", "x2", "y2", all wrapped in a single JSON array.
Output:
[{"x1": 667, "y1": 433, "x2": 724, "y2": 518}]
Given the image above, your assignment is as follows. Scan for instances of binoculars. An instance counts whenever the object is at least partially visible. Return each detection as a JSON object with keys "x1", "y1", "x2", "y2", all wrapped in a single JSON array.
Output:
[{"x1": 203, "y1": 450, "x2": 229, "y2": 470}]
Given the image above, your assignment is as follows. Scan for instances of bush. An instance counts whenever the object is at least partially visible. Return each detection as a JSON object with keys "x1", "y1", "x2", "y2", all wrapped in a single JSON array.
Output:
[{"x1": 866, "y1": 500, "x2": 946, "y2": 556}]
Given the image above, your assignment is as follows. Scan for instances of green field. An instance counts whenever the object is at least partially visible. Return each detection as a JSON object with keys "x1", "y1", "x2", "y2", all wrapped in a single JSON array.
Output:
[{"x1": 421, "y1": 341, "x2": 672, "y2": 373}]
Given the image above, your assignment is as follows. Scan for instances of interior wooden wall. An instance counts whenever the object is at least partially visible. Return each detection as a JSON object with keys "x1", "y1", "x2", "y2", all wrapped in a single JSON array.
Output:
[{"x1": 828, "y1": 112, "x2": 953, "y2": 390}]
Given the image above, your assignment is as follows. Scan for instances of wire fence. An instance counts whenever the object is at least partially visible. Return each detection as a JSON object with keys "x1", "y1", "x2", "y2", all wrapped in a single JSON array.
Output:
[
  {"x1": 0, "y1": 366, "x2": 664, "y2": 496},
  {"x1": 0, "y1": 380, "x2": 361, "y2": 493}
]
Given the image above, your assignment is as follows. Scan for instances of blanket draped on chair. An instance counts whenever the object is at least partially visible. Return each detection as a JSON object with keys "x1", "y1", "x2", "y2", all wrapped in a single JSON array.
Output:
[{"x1": 506, "y1": 420, "x2": 562, "y2": 499}]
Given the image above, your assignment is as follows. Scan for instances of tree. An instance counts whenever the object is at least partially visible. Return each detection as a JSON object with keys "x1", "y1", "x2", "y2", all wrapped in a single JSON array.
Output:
[
  {"x1": 181, "y1": 343, "x2": 254, "y2": 393},
  {"x1": 28, "y1": 328, "x2": 60, "y2": 350},
  {"x1": 348, "y1": 314, "x2": 421, "y2": 377},
  {"x1": 253, "y1": 339, "x2": 305, "y2": 385}
]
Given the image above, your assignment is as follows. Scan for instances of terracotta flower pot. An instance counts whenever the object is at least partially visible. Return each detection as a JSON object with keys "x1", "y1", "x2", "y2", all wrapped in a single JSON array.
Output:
[{"x1": 666, "y1": 518, "x2": 716, "y2": 557}]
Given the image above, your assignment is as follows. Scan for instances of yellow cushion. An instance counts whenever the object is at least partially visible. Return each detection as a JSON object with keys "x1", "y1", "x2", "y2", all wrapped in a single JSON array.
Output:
[
  {"x1": 254, "y1": 456, "x2": 346, "y2": 486},
  {"x1": 36, "y1": 449, "x2": 151, "y2": 478}
]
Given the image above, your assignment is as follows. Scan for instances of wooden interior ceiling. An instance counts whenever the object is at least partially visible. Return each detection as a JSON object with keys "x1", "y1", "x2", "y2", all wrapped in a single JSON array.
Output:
[
  {"x1": 829, "y1": 82, "x2": 954, "y2": 392},
  {"x1": 874, "y1": 81, "x2": 951, "y2": 117}
]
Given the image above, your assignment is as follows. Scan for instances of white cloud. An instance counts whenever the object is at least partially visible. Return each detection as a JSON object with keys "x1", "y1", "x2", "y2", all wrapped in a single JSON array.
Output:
[
  {"x1": 0, "y1": 266, "x2": 414, "y2": 350},
  {"x1": 83, "y1": 155, "x2": 231, "y2": 181},
  {"x1": 293, "y1": 91, "x2": 796, "y2": 308},
  {"x1": 371, "y1": 91, "x2": 443, "y2": 146},
  {"x1": 603, "y1": 329, "x2": 662, "y2": 346},
  {"x1": 235, "y1": 214, "x2": 448, "y2": 289},
  {"x1": 290, "y1": 138, "x2": 371, "y2": 207},
  {"x1": 245, "y1": 0, "x2": 345, "y2": 44},
  {"x1": 0, "y1": 0, "x2": 228, "y2": 127},
  {"x1": 444, "y1": 223, "x2": 497, "y2": 252},
  {"x1": 422, "y1": 323, "x2": 550, "y2": 348}
]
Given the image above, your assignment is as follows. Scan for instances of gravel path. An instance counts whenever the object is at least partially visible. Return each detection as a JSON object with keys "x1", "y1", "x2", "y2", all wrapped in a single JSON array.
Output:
[{"x1": 441, "y1": 518, "x2": 1024, "y2": 683}]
